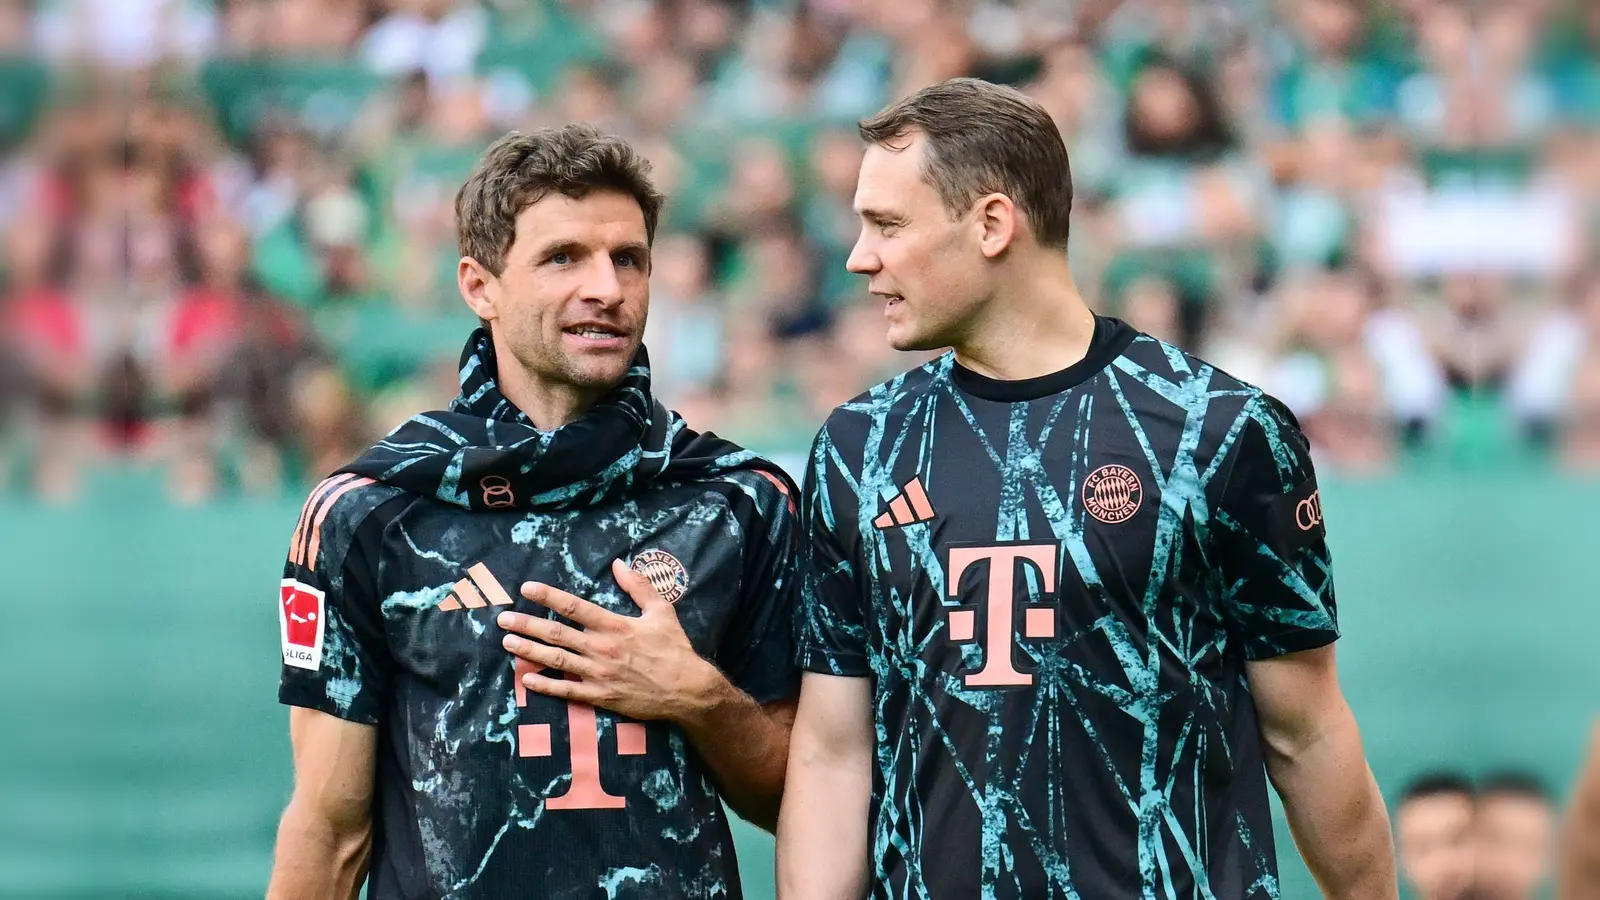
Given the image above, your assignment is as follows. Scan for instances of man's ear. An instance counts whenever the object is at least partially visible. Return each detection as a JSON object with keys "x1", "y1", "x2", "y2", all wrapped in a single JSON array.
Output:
[
  {"x1": 458, "y1": 257, "x2": 499, "y2": 322},
  {"x1": 975, "y1": 193, "x2": 1018, "y2": 259}
]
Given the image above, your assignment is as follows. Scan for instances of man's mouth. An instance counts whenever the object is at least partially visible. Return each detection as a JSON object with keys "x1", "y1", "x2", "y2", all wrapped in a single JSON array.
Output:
[{"x1": 564, "y1": 323, "x2": 630, "y2": 342}]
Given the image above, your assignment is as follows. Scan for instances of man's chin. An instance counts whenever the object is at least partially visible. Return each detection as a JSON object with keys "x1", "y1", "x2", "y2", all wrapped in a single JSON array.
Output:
[
  {"x1": 886, "y1": 326, "x2": 945, "y2": 354},
  {"x1": 564, "y1": 348, "x2": 642, "y2": 390},
  {"x1": 565, "y1": 362, "x2": 634, "y2": 392}
]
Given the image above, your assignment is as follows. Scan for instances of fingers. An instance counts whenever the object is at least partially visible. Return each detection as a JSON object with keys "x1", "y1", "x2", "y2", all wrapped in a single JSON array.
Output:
[
  {"x1": 521, "y1": 581, "x2": 615, "y2": 628},
  {"x1": 519, "y1": 670, "x2": 607, "y2": 706},
  {"x1": 496, "y1": 611, "x2": 588, "y2": 652},
  {"x1": 613, "y1": 558, "x2": 668, "y2": 610},
  {"x1": 502, "y1": 634, "x2": 600, "y2": 680}
]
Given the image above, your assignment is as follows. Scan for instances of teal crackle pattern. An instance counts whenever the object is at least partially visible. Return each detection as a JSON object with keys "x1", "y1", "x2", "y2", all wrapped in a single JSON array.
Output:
[
  {"x1": 282, "y1": 473, "x2": 791, "y2": 898},
  {"x1": 798, "y1": 331, "x2": 1337, "y2": 900}
]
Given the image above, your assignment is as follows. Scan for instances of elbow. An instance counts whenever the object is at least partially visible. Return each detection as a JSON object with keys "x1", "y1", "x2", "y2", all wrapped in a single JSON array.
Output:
[
  {"x1": 785, "y1": 726, "x2": 873, "y2": 802},
  {"x1": 1258, "y1": 701, "x2": 1356, "y2": 771},
  {"x1": 724, "y1": 759, "x2": 788, "y2": 834},
  {"x1": 1259, "y1": 725, "x2": 1316, "y2": 770},
  {"x1": 284, "y1": 788, "x2": 374, "y2": 848},
  {"x1": 721, "y1": 750, "x2": 790, "y2": 834},
  {"x1": 732, "y1": 795, "x2": 784, "y2": 835},
  {"x1": 790, "y1": 713, "x2": 871, "y2": 773},
  {"x1": 271, "y1": 795, "x2": 373, "y2": 900}
]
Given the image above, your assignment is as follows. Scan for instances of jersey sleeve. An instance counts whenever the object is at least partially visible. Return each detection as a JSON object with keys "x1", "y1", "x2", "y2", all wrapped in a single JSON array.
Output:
[
  {"x1": 1211, "y1": 395, "x2": 1339, "y2": 660},
  {"x1": 277, "y1": 479, "x2": 400, "y2": 724},
  {"x1": 795, "y1": 426, "x2": 872, "y2": 677},
  {"x1": 713, "y1": 471, "x2": 803, "y2": 706}
]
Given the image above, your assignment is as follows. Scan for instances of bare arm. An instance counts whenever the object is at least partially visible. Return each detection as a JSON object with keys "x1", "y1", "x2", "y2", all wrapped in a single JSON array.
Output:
[
  {"x1": 1248, "y1": 646, "x2": 1396, "y2": 900},
  {"x1": 1560, "y1": 721, "x2": 1600, "y2": 900},
  {"x1": 679, "y1": 691, "x2": 796, "y2": 831},
  {"x1": 776, "y1": 672, "x2": 873, "y2": 900},
  {"x1": 266, "y1": 708, "x2": 378, "y2": 900}
]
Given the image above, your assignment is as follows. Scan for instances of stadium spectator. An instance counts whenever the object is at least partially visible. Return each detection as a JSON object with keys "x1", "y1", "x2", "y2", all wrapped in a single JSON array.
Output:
[
  {"x1": 3, "y1": 218, "x2": 86, "y2": 501},
  {"x1": 1509, "y1": 270, "x2": 1600, "y2": 456},
  {"x1": 1395, "y1": 772, "x2": 1478, "y2": 900},
  {"x1": 1105, "y1": 58, "x2": 1253, "y2": 348},
  {"x1": 0, "y1": 0, "x2": 1593, "y2": 504},
  {"x1": 1475, "y1": 772, "x2": 1559, "y2": 900},
  {"x1": 641, "y1": 232, "x2": 723, "y2": 407},
  {"x1": 360, "y1": 0, "x2": 487, "y2": 84}
]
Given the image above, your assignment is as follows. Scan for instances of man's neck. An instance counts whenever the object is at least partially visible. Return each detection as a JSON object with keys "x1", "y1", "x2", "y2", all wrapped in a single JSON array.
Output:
[
  {"x1": 952, "y1": 258, "x2": 1097, "y2": 381},
  {"x1": 492, "y1": 341, "x2": 607, "y2": 433}
]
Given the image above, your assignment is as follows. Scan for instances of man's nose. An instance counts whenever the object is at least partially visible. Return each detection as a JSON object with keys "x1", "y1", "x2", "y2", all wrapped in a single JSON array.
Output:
[
  {"x1": 583, "y1": 257, "x2": 626, "y2": 307},
  {"x1": 846, "y1": 238, "x2": 878, "y2": 275}
]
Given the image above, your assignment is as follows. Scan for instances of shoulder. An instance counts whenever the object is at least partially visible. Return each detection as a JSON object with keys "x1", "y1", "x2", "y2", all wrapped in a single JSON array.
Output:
[
  {"x1": 286, "y1": 475, "x2": 412, "y2": 572},
  {"x1": 816, "y1": 355, "x2": 951, "y2": 453},
  {"x1": 1118, "y1": 333, "x2": 1305, "y2": 438},
  {"x1": 699, "y1": 464, "x2": 798, "y2": 524},
  {"x1": 1111, "y1": 331, "x2": 1253, "y2": 397},
  {"x1": 1110, "y1": 335, "x2": 1314, "y2": 486},
  {"x1": 1204, "y1": 378, "x2": 1316, "y2": 495}
]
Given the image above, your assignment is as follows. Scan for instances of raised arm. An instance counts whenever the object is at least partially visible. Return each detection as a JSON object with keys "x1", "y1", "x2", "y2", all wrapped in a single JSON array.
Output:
[
  {"x1": 1248, "y1": 646, "x2": 1396, "y2": 900},
  {"x1": 776, "y1": 672, "x2": 874, "y2": 899},
  {"x1": 266, "y1": 708, "x2": 378, "y2": 900}
]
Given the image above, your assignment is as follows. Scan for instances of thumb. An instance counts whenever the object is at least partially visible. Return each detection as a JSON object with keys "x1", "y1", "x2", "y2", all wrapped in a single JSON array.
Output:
[{"x1": 614, "y1": 558, "x2": 669, "y2": 612}]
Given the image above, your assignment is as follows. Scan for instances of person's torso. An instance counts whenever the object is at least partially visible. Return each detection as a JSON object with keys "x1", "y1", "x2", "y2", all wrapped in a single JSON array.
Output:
[
  {"x1": 366, "y1": 479, "x2": 764, "y2": 900},
  {"x1": 824, "y1": 330, "x2": 1282, "y2": 900}
]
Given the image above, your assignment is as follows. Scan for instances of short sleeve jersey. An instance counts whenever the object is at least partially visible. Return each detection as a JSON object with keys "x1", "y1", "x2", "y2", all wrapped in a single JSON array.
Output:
[
  {"x1": 796, "y1": 317, "x2": 1337, "y2": 899},
  {"x1": 278, "y1": 469, "x2": 800, "y2": 899}
]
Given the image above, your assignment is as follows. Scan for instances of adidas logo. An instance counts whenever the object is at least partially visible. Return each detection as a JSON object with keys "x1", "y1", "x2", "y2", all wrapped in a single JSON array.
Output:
[
  {"x1": 437, "y1": 562, "x2": 516, "y2": 610},
  {"x1": 873, "y1": 477, "x2": 938, "y2": 529}
]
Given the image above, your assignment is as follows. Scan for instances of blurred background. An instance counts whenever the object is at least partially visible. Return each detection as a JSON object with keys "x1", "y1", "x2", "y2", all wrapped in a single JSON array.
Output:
[{"x1": 0, "y1": 0, "x2": 1596, "y2": 898}]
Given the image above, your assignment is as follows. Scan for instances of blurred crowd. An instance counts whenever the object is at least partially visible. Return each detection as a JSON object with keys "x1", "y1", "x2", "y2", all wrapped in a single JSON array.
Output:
[
  {"x1": 1, "y1": 0, "x2": 1598, "y2": 504},
  {"x1": 1395, "y1": 770, "x2": 1559, "y2": 900}
]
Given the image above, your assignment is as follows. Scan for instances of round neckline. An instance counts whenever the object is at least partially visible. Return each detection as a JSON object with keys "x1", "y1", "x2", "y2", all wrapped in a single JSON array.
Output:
[{"x1": 951, "y1": 316, "x2": 1138, "y2": 402}]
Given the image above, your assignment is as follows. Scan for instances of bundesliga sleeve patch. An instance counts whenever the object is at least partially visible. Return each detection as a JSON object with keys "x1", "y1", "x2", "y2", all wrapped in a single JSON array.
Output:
[{"x1": 280, "y1": 579, "x2": 326, "y2": 670}]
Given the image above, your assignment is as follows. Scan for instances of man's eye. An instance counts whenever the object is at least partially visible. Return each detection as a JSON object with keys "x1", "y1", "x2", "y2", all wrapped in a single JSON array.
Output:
[
  {"x1": 550, "y1": 252, "x2": 572, "y2": 265},
  {"x1": 616, "y1": 253, "x2": 638, "y2": 268}
]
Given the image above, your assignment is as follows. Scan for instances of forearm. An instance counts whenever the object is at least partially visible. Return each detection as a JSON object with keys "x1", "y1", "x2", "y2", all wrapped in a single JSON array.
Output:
[
  {"x1": 679, "y1": 672, "x2": 792, "y2": 831},
  {"x1": 266, "y1": 798, "x2": 372, "y2": 900},
  {"x1": 1562, "y1": 808, "x2": 1600, "y2": 900},
  {"x1": 1266, "y1": 714, "x2": 1396, "y2": 900},
  {"x1": 1560, "y1": 733, "x2": 1600, "y2": 900},
  {"x1": 776, "y1": 727, "x2": 871, "y2": 899}
]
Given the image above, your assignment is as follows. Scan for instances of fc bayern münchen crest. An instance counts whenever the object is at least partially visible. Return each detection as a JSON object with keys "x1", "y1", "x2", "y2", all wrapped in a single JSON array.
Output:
[
  {"x1": 1083, "y1": 464, "x2": 1143, "y2": 524},
  {"x1": 630, "y1": 549, "x2": 689, "y2": 604}
]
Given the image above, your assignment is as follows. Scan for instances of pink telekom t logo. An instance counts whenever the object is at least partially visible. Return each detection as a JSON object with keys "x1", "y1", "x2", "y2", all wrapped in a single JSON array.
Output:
[
  {"x1": 945, "y1": 543, "x2": 1060, "y2": 689},
  {"x1": 513, "y1": 659, "x2": 648, "y2": 809}
]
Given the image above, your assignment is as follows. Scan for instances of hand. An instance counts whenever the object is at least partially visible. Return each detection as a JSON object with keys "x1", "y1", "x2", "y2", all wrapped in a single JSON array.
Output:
[{"x1": 497, "y1": 559, "x2": 726, "y2": 724}]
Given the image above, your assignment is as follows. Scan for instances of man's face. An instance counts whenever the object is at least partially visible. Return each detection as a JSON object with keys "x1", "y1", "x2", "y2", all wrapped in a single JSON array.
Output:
[
  {"x1": 1474, "y1": 793, "x2": 1556, "y2": 900},
  {"x1": 846, "y1": 133, "x2": 990, "y2": 352},
  {"x1": 469, "y1": 190, "x2": 651, "y2": 398},
  {"x1": 1396, "y1": 793, "x2": 1477, "y2": 900},
  {"x1": 197, "y1": 219, "x2": 250, "y2": 285}
]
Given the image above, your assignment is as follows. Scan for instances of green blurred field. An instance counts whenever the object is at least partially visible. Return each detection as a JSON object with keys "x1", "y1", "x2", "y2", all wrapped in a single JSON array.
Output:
[{"x1": 3, "y1": 470, "x2": 1595, "y2": 898}]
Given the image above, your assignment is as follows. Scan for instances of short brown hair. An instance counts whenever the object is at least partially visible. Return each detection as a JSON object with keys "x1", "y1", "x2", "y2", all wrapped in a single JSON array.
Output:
[
  {"x1": 455, "y1": 125, "x2": 665, "y2": 275},
  {"x1": 858, "y1": 77, "x2": 1073, "y2": 249}
]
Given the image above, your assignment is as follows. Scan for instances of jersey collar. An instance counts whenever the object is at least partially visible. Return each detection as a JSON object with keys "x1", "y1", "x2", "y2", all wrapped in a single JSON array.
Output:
[{"x1": 951, "y1": 316, "x2": 1138, "y2": 403}]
